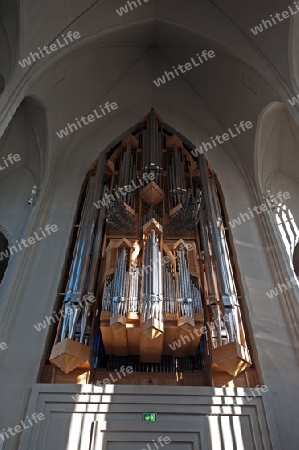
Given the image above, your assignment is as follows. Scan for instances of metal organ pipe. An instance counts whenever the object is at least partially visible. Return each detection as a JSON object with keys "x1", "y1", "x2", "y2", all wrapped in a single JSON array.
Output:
[
  {"x1": 112, "y1": 247, "x2": 128, "y2": 317},
  {"x1": 207, "y1": 174, "x2": 241, "y2": 344},
  {"x1": 128, "y1": 264, "x2": 140, "y2": 312},
  {"x1": 103, "y1": 276, "x2": 113, "y2": 311},
  {"x1": 198, "y1": 206, "x2": 217, "y2": 304},
  {"x1": 60, "y1": 165, "x2": 103, "y2": 343},
  {"x1": 199, "y1": 155, "x2": 228, "y2": 296},
  {"x1": 158, "y1": 251, "x2": 163, "y2": 315},
  {"x1": 198, "y1": 157, "x2": 227, "y2": 346},
  {"x1": 163, "y1": 263, "x2": 176, "y2": 313},
  {"x1": 173, "y1": 145, "x2": 186, "y2": 204},
  {"x1": 176, "y1": 246, "x2": 193, "y2": 318},
  {"x1": 77, "y1": 175, "x2": 103, "y2": 344},
  {"x1": 79, "y1": 295, "x2": 96, "y2": 344},
  {"x1": 67, "y1": 176, "x2": 96, "y2": 299},
  {"x1": 208, "y1": 177, "x2": 231, "y2": 296},
  {"x1": 141, "y1": 230, "x2": 163, "y2": 322},
  {"x1": 142, "y1": 108, "x2": 162, "y2": 187},
  {"x1": 166, "y1": 146, "x2": 201, "y2": 235},
  {"x1": 191, "y1": 277, "x2": 202, "y2": 313},
  {"x1": 198, "y1": 155, "x2": 241, "y2": 345},
  {"x1": 150, "y1": 108, "x2": 155, "y2": 176},
  {"x1": 85, "y1": 185, "x2": 106, "y2": 295}
]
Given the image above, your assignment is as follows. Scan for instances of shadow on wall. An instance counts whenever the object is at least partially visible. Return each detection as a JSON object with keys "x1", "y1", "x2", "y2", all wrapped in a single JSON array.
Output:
[{"x1": 0, "y1": 231, "x2": 9, "y2": 284}]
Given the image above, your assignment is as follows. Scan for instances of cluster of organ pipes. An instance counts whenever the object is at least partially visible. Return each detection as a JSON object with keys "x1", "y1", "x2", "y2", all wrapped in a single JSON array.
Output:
[
  {"x1": 101, "y1": 241, "x2": 204, "y2": 321},
  {"x1": 51, "y1": 110, "x2": 251, "y2": 378},
  {"x1": 142, "y1": 206, "x2": 162, "y2": 226},
  {"x1": 106, "y1": 355, "x2": 198, "y2": 373},
  {"x1": 166, "y1": 187, "x2": 202, "y2": 235},
  {"x1": 105, "y1": 189, "x2": 136, "y2": 235},
  {"x1": 54, "y1": 160, "x2": 106, "y2": 347},
  {"x1": 166, "y1": 144, "x2": 202, "y2": 235},
  {"x1": 198, "y1": 155, "x2": 245, "y2": 349}
]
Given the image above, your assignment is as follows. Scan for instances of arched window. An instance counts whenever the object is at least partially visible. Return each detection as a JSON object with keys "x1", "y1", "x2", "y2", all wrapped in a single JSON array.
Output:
[
  {"x1": 0, "y1": 231, "x2": 9, "y2": 284},
  {"x1": 267, "y1": 189, "x2": 299, "y2": 271},
  {"x1": 292, "y1": 242, "x2": 299, "y2": 277},
  {"x1": 275, "y1": 203, "x2": 299, "y2": 261},
  {"x1": 275, "y1": 203, "x2": 299, "y2": 260}
]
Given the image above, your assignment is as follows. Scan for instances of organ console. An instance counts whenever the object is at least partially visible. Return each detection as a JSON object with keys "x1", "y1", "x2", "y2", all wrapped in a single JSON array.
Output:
[{"x1": 49, "y1": 108, "x2": 251, "y2": 380}]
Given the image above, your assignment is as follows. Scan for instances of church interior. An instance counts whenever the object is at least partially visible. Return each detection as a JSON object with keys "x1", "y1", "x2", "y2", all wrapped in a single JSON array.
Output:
[{"x1": 0, "y1": 1, "x2": 299, "y2": 449}]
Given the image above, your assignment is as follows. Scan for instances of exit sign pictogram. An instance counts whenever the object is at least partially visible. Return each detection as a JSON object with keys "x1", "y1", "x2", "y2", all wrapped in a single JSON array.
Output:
[{"x1": 143, "y1": 413, "x2": 157, "y2": 422}]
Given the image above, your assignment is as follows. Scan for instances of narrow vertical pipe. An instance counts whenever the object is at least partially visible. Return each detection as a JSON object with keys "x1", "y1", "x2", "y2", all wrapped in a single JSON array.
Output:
[{"x1": 199, "y1": 155, "x2": 227, "y2": 295}]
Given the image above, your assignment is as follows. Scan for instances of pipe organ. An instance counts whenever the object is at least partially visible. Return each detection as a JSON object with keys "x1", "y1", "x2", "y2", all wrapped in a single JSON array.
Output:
[{"x1": 49, "y1": 109, "x2": 251, "y2": 380}]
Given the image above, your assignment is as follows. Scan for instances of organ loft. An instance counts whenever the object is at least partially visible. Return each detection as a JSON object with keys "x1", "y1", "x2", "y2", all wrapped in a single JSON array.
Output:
[{"x1": 43, "y1": 109, "x2": 255, "y2": 387}]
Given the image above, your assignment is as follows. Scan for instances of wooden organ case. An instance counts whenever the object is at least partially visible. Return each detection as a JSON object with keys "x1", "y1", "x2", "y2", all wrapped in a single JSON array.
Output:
[{"x1": 47, "y1": 109, "x2": 253, "y2": 386}]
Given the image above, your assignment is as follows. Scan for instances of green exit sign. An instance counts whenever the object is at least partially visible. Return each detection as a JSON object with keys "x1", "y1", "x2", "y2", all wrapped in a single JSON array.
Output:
[{"x1": 143, "y1": 413, "x2": 157, "y2": 422}]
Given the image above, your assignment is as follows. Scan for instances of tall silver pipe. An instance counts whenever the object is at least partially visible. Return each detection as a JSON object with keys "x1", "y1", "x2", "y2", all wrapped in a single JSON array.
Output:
[
  {"x1": 85, "y1": 160, "x2": 107, "y2": 295},
  {"x1": 103, "y1": 276, "x2": 113, "y2": 311},
  {"x1": 199, "y1": 155, "x2": 241, "y2": 344},
  {"x1": 150, "y1": 108, "x2": 155, "y2": 168},
  {"x1": 176, "y1": 246, "x2": 193, "y2": 318},
  {"x1": 211, "y1": 304, "x2": 223, "y2": 347},
  {"x1": 199, "y1": 155, "x2": 228, "y2": 295},
  {"x1": 163, "y1": 263, "x2": 176, "y2": 313},
  {"x1": 128, "y1": 264, "x2": 140, "y2": 312},
  {"x1": 67, "y1": 176, "x2": 96, "y2": 298},
  {"x1": 79, "y1": 295, "x2": 96, "y2": 344},
  {"x1": 60, "y1": 303, "x2": 81, "y2": 340},
  {"x1": 170, "y1": 153, "x2": 174, "y2": 203},
  {"x1": 141, "y1": 229, "x2": 163, "y2": 322},
  {"x1": 78, "y1": 178, "x2": 102, "y2": 295},
  {"x1": 111, "y1": 247, "x2": 128, "y2": 317},
  {"x1": 191, "y1": 277, "x2": 202, "y2": 313},
  {"x1": 59, "y1": 172, "x2": 100, "y2": 342},
  {"x1": 74, "y1": 161, "x2": 106, "y2": 344},
  {"x1": 207, "y1": 176, "x2": 231, "y2": 295},
  {"x1": 142, "y1": 129, "x2": 147, "y2": 172},
  {"x1": 198, "y1": 206, "x2": 216, "y2": 303},
  {"x1": 143, "y1": 125, "x2": 149, "y2": 175},
  {"x1": 207, "y1": 175, "x2": 241, "y2": 343}
]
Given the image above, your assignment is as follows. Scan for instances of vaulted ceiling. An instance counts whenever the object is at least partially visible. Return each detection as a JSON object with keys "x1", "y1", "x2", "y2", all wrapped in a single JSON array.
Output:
[{"x1": 0, "y1": 0, "x2": 298, "y2": 191}]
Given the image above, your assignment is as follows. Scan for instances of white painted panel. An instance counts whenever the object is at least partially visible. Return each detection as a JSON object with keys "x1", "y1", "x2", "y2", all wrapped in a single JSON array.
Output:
[
  {"x1": 18, "y1": 386, "x2": 278, "y2": 450},
  {"x1": 42, "y1": 412, "x2": 71, "y2": 450}
]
